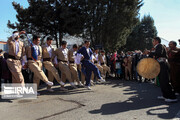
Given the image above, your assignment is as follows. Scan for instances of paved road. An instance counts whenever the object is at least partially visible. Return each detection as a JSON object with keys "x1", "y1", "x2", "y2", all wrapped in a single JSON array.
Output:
[{"x1": 0, "y1": 79, "x2": 180, "y2": 120}]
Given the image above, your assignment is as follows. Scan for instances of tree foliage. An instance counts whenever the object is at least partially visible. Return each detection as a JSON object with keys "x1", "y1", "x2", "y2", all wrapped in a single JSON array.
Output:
[
  {"x1": 8, "y1": 0, "x2": 143, "y2": 50},
  {"x1": 126, "y1": 14, "x2": 157, "y2": 51}
]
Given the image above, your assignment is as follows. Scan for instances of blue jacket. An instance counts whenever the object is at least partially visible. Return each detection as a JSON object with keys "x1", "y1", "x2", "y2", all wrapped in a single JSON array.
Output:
[{"x1": 77, "y1": 46, "x2": 93, "y2": 60}]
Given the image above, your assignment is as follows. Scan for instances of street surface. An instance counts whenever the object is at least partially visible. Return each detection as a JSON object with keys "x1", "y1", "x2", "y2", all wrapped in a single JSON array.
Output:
[{"x1": 0, "y1": 79, "x2": 180, "y2": 120}]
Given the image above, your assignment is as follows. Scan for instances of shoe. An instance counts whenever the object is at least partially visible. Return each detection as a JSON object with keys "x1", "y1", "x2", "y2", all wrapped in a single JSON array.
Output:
[
  {"x1": 85, "y1": 86, "x2": 92, "y2": 90},
  {"x1": 47, "y1": 88, "x2": 54, "y2": 92},
  {"x1": 109, "y1": 73, "x2": 115, "y2": 77},
  {"x1": 46, "y1": 81, "x2": 53, "y2": 87},
  {"x1": 90, "y1": 80, "x2": 95, "y2": 86},
  {"x1": 71, "y1": 85, "x2": 77, "y2": 89},
  {"x1": 60, "y1": 87, "x2": 68, "y2": 91},
  {"x1": 165, "y1": 98, "x2": 178, "y2": 103},
  {"x1": 78, "y1": 82, "x2": 84, "y2": 86},
  {"x1": 59, "y1": 81, "x2": 65, "y2": 86},
  {"x1": 98, "y1": 78, "x2": 106, "y2": 83},
  {"x1": 157, "y1": 96, "x2": 165, "y2": 100}
]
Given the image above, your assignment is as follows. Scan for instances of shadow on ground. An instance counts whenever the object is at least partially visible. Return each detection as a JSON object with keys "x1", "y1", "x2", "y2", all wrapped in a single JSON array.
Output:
[{"x1": 89, "y1": 79, "x2": 180, "y2": 119}]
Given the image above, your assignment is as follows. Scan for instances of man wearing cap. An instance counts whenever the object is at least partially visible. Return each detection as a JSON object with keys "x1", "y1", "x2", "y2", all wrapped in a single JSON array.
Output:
[
  {"x1": 42, "y1": 37, "x2": 66, "y2": 92},
  {"x1": 6, "y1": 31, "x2": 25, "y2": 85}
]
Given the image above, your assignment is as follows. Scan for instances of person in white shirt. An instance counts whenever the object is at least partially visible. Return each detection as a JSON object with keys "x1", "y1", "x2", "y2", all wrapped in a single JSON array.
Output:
[
  {"x1": 55, "y1": 41, "x2": 77, "y2": 89},
  {"x1": 42, "y1": 37, "x2": 66, "y2": 92}
]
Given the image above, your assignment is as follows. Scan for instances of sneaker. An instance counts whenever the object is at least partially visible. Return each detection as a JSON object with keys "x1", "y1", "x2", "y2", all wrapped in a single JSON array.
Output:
[
  {"x1": 47, "y1": 88, "x2": 54, "y2": 92},
  {"x1": 84, "y1": 86, "x2": 92, "y2": 90},
  {"x1": 165, "y1": 98, "x2": 178, "y2": 103},
  {"x1": 157, "y1": 96, "x2": 165, "y2": 100},
  {"x1": 78, "y1": 82, "x2": 84, "y2": 86},
  {"x1": 71, "y1": 85, "x2": 77, "y2": 89},
  {"x1": 60, "y1": 87, "x2": 68, "y2": 91},
  {"x1": 98, "y1": 78, "x2": 106, "y2": 83},
  {"x1": 109, "y1": 73, "x2": 115, "y2": 77},
  {"x1": 59, "y1": 81, "x2": 65, "y2": 86},
  {"x1": 90, "y1": 80, "x2": 95, "y2": 86},
  {"x1": 46, "y1": 81, "x2": 53, "y2": 87}
]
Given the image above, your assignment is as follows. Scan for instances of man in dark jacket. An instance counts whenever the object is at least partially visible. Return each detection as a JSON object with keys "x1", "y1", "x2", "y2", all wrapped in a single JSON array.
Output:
[{"x1": 149, "y1": 37, "x2": 177, "y2": 102}]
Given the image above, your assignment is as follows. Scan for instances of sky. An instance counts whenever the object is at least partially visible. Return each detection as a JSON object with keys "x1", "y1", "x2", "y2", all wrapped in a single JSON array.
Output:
[{"x1": 0, "y1": 0, "x2": 180, "y2": 43}]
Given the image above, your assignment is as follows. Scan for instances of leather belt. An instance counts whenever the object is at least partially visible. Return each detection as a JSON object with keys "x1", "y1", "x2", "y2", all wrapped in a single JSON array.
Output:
[
  {"x1": 58, "y1": 59, "x2": 68, "y2": 63},
  {"x1": 69, "y1": 61, "x2": 74, "y2": 63},
  {"x1": 43, "y1": 58, "x2": 51, "y2": 61},
  {"x1": 27, "y1": 58, "x2": 33, "y2": 60},
  {"x1": 8, "y1": 55, "x2": 20, "y2": 60},
  {"x1": 101, "y1": 63, "x2": 105, "y2": 65}
]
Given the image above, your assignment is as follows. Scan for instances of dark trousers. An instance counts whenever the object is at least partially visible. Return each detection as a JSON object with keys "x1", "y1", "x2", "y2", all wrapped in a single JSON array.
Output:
[
  {"x1": 159, "y1": 62, "x2": 176, "y2": 99},
  {"x1": 82, "y1": 60, "x2": 101, "y2": 86},
  {"x1": 169, "y1": 62, "x2": 180, "y2": 93}
]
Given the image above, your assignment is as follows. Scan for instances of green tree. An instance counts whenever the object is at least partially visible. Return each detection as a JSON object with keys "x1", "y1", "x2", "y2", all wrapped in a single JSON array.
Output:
[
  {"x1": 126, "y1": 14, "x2": 157, "y2": 51},
  {"x1": 83, "y1": 0, "x2": 143, "y2": 52},
  {"x1": 7, "y1": 0, "x2": 85, "y2": 47}
]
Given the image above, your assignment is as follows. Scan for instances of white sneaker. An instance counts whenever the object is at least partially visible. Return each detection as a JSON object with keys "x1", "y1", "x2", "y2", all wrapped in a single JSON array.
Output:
[
  {"x1": 59, "y1": 81, "x2": 65, "y2": 86},
  {"x1": 157, "y1": 96, "x2": 165, "y2": 100},
  {"x1": 85, "y1": 86, "x2": 92, "y2": 90},
  {"x1": 71, "y1": 85, "x2": 77, "y2": 89},
  {"x1": 47, "y1": 88, "x2": 54, "y2": 92},
  {"x1": 98, "y1": 78, "x2": 106, "y2": 83},
  {"x1": 109, "y1": 73, "x2": 115, "y2": 77},
  {"x1": 165, "y1": 98, "x2": 178, "y2": 103},
  {"x1": 46, "y1": 81, "x2": 53, "y2": 87},
  {"x1": 60, "y1": 87, "x2": 68, "y2": 91},
  {"x1": 78, "y1": 82, "x2": 84, "y2": 86},
  {"x1": 70, "y1": 82, "x2": 77, "y2": 89},
  {"x1": 90, "y1": 80, "x2": 95, "y2": 86}
]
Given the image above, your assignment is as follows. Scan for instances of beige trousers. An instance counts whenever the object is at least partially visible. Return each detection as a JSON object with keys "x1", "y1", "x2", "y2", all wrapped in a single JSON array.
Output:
[
  {"x1": 102, "y1": 64, "x2": 111, "y2": 78},
  {"x1": 7, "y1": 58, "x2": 24, "y2": 85},
  {"x1": 43, "y1": 61, "x2": 61, "y2": 83},
  {"x1": 125, "y1": 66, "x2": 132, "y2": 80},
  {"x1": 69, "y1": 63, "x2": 80, "y2": 83},
  {"x1": 28, "y1": 60, "x2": 49, "y2": 88},
  {"x1": 58, "y1": 61, "x2": 73, "y2": 83}
]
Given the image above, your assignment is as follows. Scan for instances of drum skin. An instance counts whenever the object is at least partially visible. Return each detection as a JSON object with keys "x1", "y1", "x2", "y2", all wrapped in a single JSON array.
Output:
[{"x1": 136, "y1": 58, "x2": 160, "y2": 79}]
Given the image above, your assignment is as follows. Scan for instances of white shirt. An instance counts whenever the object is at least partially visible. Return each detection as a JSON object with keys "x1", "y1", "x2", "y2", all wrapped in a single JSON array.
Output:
[
  {"x1": 75, "y1": 53, "x2": 83, "y2": 64},
  {"x1": 61, "y1": 47, "x2": 68, "y2": 59},
  {"x1": 46, "y1": 44, "x2": 52, "y2": 58},
  {"x1": 14, "y1": 40, "x2": 19, "y2": 55},
  {"x1": 86, "y1": 48, "x2": 90, "y2": 56},
  {"x1": 94, "y1": 53, "x2": 99, "y2": 61},
  {"x1": 33, "y1": 43, "x2": 39, "y2": 56}
]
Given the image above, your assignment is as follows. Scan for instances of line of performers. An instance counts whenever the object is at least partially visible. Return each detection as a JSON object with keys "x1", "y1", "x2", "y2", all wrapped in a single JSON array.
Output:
[{"x1": 6, "y1": 31, "x2": 114, "y2": 95}]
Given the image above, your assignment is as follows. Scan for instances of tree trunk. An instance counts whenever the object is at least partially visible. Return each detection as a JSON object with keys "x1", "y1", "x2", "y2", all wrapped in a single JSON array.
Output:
[{"x1": 59, "y1": 32, "x2": 63, "y2": 46}]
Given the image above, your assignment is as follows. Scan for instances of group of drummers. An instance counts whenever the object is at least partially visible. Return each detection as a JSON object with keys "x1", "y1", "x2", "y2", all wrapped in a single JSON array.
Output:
[{"x1": 0, "y1": 31, "x2": 114, "y2": 95}]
